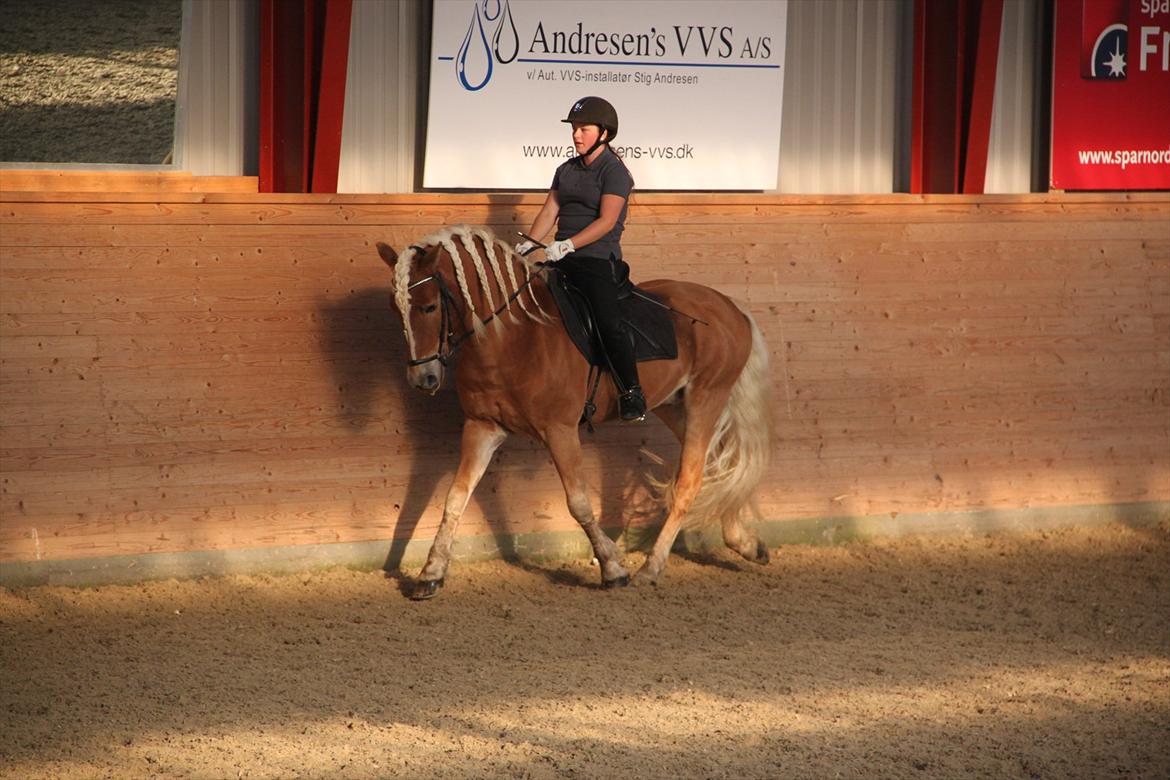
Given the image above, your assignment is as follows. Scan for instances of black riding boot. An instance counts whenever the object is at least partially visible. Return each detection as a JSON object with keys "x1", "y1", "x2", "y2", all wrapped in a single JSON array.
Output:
[
  {"x1": 619, "y1": 385, "x2": 647, "y2": 422},
  {"x1": 604, "y1": 326, "x2": 645, "y2": 422}
]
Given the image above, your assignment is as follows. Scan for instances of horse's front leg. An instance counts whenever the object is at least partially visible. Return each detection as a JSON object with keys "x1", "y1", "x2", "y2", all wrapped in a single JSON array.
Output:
[
  {"x1": 410, "y1": 418, "x2": 507, "y2": 600},
  {"x1": 545, "y1": 424, "x2": 629, "y2": 588}
]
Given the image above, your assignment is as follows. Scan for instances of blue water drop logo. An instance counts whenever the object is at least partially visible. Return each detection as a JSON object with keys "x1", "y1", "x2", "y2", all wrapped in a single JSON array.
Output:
[
  {"x1": 492, "y1": 0, "x2": 518, "y2": 64},
  {"x1": 457, "y1": 4, "x2": 493, "y2": 91}
]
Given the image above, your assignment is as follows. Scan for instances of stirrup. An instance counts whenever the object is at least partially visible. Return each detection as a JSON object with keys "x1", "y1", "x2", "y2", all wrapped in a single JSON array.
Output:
[{"x1": 619, "y1": 386, "x2": 647, "y2": 422}]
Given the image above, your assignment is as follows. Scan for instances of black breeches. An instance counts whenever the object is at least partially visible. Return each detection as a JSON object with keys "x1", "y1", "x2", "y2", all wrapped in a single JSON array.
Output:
[{"x1": 559, "y1": 255, "x2": 640, "y2": 391}]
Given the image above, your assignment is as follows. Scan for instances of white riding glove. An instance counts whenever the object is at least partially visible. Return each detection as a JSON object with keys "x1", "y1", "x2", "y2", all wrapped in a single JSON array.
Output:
[
  {"x1": 544, "y1": 239, "x2": 575, "y2": 262},
  {"x1": 514, "y1": 239, "x2": 536, "y2": 256}
]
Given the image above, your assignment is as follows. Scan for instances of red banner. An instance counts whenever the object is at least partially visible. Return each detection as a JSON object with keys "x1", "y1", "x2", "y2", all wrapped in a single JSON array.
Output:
[{"x1": 1051, "y1": 0, "x2": 1170, "y2": 190}]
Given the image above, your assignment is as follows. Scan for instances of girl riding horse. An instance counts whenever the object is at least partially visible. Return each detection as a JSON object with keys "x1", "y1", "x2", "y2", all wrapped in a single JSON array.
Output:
[
  {"x1": 378, "y1": 219, "x2": 774, "y2": 599},
  {"x1": 515, "y1": 96, "x2": 646, "y2": 422}
]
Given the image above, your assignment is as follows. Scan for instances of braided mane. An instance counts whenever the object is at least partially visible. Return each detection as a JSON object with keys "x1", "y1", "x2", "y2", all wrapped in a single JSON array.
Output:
[{"x1": 392, "y1": 225, "x2": 551, "y2": 358}]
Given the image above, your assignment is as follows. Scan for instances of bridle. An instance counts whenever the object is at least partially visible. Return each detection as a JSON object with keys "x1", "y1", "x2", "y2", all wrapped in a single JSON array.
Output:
[
  {"x1": 402, "y1": 244, "x2": 546, "y2": 368},
  {"x1": 404, "y1": 268, "x2": 463, "y2": 367}
]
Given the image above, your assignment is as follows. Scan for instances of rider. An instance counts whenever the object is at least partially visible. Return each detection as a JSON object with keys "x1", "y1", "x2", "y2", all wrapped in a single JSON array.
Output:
[{"x1": 515, "y1": 96, "x2": 646, "y2": 422}]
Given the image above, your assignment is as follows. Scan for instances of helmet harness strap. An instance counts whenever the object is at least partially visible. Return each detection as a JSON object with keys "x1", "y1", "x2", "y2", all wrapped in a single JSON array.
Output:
[{"x1": 582, "y1": 126, "x2": 609, "y2": 159}]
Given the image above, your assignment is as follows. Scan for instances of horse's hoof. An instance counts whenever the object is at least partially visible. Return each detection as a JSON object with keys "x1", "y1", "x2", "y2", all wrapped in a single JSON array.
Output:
[
  {"x1": 630, "y1": 568, "x2": 658, "y2": 587},
  {"x1": 754, "y1": 540, "x2": 771, "y2": 565},
  {"x1": 409, "y1": 578, "x2": 444, "y2": 600},
  {"x1": 603, "y1": 574, "x2": 630, "y2": 589}
]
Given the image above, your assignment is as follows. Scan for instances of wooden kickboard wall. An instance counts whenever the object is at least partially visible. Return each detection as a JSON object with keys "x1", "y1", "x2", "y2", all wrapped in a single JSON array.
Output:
[{"x1": 1, "y1": 191, "x2": 1168, "y2": 566}]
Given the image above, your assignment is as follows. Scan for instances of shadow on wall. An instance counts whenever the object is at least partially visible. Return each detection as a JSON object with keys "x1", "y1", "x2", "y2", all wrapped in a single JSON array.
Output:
[
  {"x1": 315, "y1": 287, "x2": 459, "y2": 575},
  {"x1": 315, "y1": 286, "x2": 549, "y2": 581}
]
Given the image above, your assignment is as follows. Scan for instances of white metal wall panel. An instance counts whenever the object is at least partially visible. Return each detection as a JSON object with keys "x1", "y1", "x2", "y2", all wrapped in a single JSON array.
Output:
[
  {"x1": 985, "y1": 0, "x2": 1037, "y2": 193},
  {"x1": 174, "y1": 0, "x2": 257, "y2": 176},
  {"x1": 776, "y1": 0, "x2": 905, "y2": 193},
  {"x1": 337, "y1": 0, "x2": 423, "y2": 194},
  {"x1": 134, "y1": 0, "x2": 1040, "y2": 191},
  {"x1": 335, "y1": 0, "x2": 908, "y2": 194}
]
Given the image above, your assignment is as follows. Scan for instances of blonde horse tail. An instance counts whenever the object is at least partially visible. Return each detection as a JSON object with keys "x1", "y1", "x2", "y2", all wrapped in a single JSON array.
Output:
[{"x1": 666, "y1": 306, "x2": 773, "y2": 533}]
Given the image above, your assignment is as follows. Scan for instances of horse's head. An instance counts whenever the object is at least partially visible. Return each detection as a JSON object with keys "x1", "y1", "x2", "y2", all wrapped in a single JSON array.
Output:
[{"x1": 377, "y1": 240, "x2": 452, "y2": 394}]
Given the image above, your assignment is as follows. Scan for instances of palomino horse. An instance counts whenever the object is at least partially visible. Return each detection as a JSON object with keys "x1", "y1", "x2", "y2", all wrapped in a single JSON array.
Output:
[{"x1": 377, "y1": 225, "x2": 772, "y2": 599}]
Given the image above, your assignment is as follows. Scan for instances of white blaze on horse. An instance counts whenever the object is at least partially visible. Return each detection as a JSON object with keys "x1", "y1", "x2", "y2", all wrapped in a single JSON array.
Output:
[{"x1": 377, "y1": 225, "x2": 773, "y2": 599}]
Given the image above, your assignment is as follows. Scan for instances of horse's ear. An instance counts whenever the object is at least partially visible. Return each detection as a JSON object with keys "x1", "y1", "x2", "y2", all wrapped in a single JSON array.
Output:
[{"x1": 376, "y1": 241, "x2": 398, "y2": 268}]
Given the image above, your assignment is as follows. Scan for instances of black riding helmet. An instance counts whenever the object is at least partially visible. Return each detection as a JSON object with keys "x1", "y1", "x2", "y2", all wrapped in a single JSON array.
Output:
[{"x1": 562, "y1": 96, "x2": 618, "y2": 157}]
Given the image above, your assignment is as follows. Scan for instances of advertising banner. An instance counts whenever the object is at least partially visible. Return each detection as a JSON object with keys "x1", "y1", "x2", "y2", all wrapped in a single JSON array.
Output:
[
  {"x1": 422, "y1": 0, "x2": 787, "y2": 190},
  {"x1": 1051, "y1": 0, "x2": 1170, "y2": 189}
]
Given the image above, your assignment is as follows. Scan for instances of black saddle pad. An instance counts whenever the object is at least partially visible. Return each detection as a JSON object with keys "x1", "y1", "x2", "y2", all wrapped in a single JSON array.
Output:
[{"x1": 545, "y1": 267, "x2": 678, "y2": 367}]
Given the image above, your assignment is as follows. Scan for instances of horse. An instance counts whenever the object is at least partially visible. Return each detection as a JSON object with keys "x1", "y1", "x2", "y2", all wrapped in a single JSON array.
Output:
[{"x1": 376, "y1": 225, "x2": 773, "y2": 600}]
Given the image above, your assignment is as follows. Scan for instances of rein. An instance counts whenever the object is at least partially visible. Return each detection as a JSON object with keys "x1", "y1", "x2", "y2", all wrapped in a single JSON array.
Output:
[{"x1": 404, "y1": 245, "x2": 547, "y2": 368}]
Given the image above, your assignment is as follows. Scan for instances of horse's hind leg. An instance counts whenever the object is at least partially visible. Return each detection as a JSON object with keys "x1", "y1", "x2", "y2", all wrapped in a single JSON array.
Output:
[
  {"x1": 411, "y1": 418, "x2": 507, "y2": 600},
  {"x1": 633, "y1": 436, "x2": 707, "y2": 585},
  {"x1": 633, "y1": 400, "x2": 723, "y2": 585},
  {"x1": 721, "y1": 503, "x2": 769, "y2": 564},
  {"x1": 656, "y1": 403, "x2": 766, "y2": 565},
  {"x1": 545, "y1": 424, "x2": 629, "y2": 587}
]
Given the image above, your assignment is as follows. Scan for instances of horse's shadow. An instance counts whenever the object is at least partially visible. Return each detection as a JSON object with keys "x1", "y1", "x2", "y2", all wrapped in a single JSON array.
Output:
[{"x1": 317, "y1": 288, "x2": 527, "y2": 592}]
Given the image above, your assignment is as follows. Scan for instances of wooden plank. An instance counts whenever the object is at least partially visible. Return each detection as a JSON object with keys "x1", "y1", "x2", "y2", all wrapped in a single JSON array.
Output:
[
  {"x1": 6, "y1": 332, "x2": 1156, "y2": 386},
  {"x1": 3, "y1": 340, "x2": 1160, "y2": 399},
  {"x1": 6, "y1": 428, "x2": 1158, "y2": 507},
  {"x1": 10, "y1": 370, "x2": 1162, "y2": 439},
  {"x1": 1, "y1": 298, "x2": 1160, "y2": 341},
  {"x1": 4, "y1": 380, "x2": 1163, "y2": 451},
  {"x1": 0, "y1": 335, "x2": 100, "y2": 358},
  {"x1": 0, "y1": 311, "x2": 1155, "y2": 359},
  {"x1": 0, "y1": 501, "x2": 408, "y2": 563},
  {"x1": 0, "y1": 171, "x2": 258, "y2": 193},
  {"x1": 783, "y1": 352, "x2": 1167, "y2": 380},
  {"x1": 2, "y1": 189, "x2": 1165, "y2": 206},
  {"x1": 2, "y1": 238, "x2": 1164, "y2": 272},
  {"x1": 1, "y1": 309, "x2": 392, "y2": 338},
  {"x1": 0, "y1": 434, "x2": 417, "y2": 472},
  {"x1": 4, "y1": 199, "x2": 1167, "y2": 225},
  {"x1": 5, "y1": 216, "x2": 1163, "y2": 249},
  {"x1": 3, "y1": 274, "x2": 1158, "y2": 317},
  {"x1": 0, "y1": 223, "x2": 391, "y2": 247},
  {"x1": 11, "y1": 430, "x2": 1165, "y2": 500},
  {"x1": 0, "y1": 420, "x2": 1141, "y2": 477},
  {"x1": 5, "y1": 476, "x2": 1165, "y2": 563},
  {"x1": 5, "y1": 390, "x2": 1163, "y2": 452},
  {"x1": 751, "y1": 296, "x2": 1170, "y2": 323},
  {"x1": 6, "y1": 240, "x2": 1160, "y2": 290},
  {"x1": 6, "y1": 444, "x2": 1160, "y2": 542}
]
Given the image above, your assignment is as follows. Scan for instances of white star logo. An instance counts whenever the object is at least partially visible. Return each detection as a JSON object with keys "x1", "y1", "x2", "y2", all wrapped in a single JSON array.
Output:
[
  {"x1": 1106, "y1": 38, "x2": 1126, "y2": 77},
  {"x1": 1090, "y1": 24, "x2": 1128, "y2": 79}
]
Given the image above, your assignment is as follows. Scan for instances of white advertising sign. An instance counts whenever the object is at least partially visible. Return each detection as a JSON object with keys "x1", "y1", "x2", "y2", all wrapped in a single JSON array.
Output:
[{"x1": 422, "y1": 0, "x2": 788, "y2": 190}]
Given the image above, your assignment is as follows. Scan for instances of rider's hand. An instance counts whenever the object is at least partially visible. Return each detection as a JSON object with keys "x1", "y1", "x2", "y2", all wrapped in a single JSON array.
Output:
[
  {"x1": 514, "y1": 239, "x2": 536, "y2": 256},
  {"x1": 544, "y1": 239, "x2": 575, "y2": 262}
]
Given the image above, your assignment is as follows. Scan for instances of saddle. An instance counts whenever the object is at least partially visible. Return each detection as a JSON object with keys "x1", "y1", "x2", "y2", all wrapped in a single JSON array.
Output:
[{"x1": 544, "y1": 266, "x2": 678, "y2": 368}]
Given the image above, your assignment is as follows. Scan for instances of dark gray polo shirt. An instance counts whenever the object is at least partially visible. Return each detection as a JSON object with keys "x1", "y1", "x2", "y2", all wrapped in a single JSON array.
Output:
[{"x1": 551, "y1": 147, "x2": 633, "y2": 260}]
